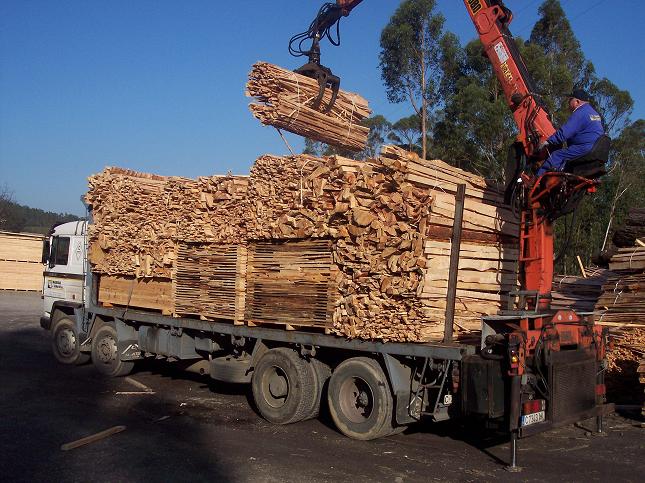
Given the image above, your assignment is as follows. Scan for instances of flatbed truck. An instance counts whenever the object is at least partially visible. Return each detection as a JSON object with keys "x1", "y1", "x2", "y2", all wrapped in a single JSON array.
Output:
[{"x1": 41, "y1": 221, "x2": 608, "y2": 469}]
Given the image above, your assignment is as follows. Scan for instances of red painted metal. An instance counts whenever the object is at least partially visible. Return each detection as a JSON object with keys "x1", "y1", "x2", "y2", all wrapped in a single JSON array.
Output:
[{"x1": 462, "y1": 0, "x2": 555, "y2": 156}]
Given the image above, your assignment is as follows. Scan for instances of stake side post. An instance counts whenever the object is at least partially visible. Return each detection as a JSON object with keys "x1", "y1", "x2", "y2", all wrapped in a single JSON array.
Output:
[{"x1": 444, "y1": 184, "x2": 466, "y2": 343}]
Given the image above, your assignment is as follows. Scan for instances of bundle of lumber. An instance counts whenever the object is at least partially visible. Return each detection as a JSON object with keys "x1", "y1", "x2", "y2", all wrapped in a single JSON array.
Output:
[
  {"x1": 594, "y1": 249, "x2": 645, "y2": 327},
  {"x1": 612, "y1": 207, "x2": 645, "y2": 248},
  {"x1": 550, "y1": 268, "x2": 611, "y2": 312},
  {"x1": 608, "y1": 246, "x2": 645, "y2": 271},
  {"x1": 0, "y1": 231, "x2": 45, "y2": 291},
  {"x1": 87, "y1": 145, "x2": 519, "y2": 342},
  {"x1": 86, "y1": 167, "x2": 250, "y2": 279},
  {"x1": 246, "y1": 62, "x2": 371, "y2": 151},
  {"x1": 379, "y1": 146, "x2": 518, "y2": 338},
  {"x1": 244, "y1": 150, "x2": 435, "y2": 341}
]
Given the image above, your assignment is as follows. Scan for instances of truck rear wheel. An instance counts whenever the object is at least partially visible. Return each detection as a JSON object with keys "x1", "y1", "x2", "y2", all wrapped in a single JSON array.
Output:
[
  {"x1": 91, "y1": 324, "x2": 134, "y2": 377},
  {"x1": 252, "y1": 348, "x2": 316, "y2": 424},
  {"x1": 51, "y1": 314, "x2": 89, "y2": 365},
  {"x1": 327, "y1": 357, "x2": 394, "y2": 440},
  {"x1": 307, "y1": 358, "x2": 331, "y2": 419}
]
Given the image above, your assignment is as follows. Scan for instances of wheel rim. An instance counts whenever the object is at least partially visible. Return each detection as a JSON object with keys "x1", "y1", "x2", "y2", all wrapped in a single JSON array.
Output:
[
  {"x1": 56, "y1": 328, "x2": 76, "y2": 357},
  {"x1": 97, "y1": 333, "x2": 117, "y2": 365},
  {"x1": 261, "y1": 365, "x2": 289, "y2": 408},
  {"x1": 338, "y1": 376, "x2": 374, "y2": 423}
]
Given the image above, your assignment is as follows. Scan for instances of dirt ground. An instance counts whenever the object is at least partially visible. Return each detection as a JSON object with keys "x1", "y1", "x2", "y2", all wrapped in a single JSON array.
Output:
[{"x1": 0, "y1": 291, "x2": 643, "y2": 482}]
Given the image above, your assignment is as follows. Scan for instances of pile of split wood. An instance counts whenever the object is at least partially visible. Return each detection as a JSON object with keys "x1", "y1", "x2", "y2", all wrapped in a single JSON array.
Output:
[
  {"x1": 86, "y1": 145, "x2": 518, "y2": 343},
  {"x1": 246, "y1": 62, "x2": 371, "y2": 151}
]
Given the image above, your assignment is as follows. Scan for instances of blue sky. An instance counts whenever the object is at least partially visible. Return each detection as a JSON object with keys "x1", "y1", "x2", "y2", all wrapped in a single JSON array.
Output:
[{"x1": 1, "y1": 0, "x2": 643, "y2": 215}]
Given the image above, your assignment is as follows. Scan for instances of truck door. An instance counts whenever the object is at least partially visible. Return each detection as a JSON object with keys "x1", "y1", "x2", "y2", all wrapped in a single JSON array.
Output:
[{"x1": 43, "y1": 234, "x2": 85, "y2": 317}]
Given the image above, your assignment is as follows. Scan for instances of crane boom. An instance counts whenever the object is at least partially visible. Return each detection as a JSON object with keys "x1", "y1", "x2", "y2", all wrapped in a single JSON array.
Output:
[{"x1": 463, "y1": 0, "x2": 555, "y2": 158}]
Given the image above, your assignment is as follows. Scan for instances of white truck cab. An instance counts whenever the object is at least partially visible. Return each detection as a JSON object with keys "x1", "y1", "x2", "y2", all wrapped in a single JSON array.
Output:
[{"x1": 40, "y1": 221, "x2": 87, "y2": 329}]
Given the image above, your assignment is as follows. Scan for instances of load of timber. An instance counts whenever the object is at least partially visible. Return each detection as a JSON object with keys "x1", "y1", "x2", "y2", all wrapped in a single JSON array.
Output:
[
  {"x1": 86, "y1": 145, "x2": 518, "y2": 343},
  {"x1": 0, "y1": 231, "x2": 45, "y2": 291},
  {"x1": 246, "y1": 62, "x2": 371, "y2": 152}
]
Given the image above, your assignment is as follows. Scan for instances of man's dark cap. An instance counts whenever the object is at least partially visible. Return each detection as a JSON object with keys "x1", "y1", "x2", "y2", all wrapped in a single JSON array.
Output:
[{"x1": 568, "y1": 89, "x2": 590, "y2": 101}]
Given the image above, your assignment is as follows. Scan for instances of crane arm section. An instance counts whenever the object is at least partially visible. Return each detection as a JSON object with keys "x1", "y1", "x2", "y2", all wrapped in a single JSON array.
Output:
[{"x1": 463, "y1": 0, "x2": 555, "y2": 158}]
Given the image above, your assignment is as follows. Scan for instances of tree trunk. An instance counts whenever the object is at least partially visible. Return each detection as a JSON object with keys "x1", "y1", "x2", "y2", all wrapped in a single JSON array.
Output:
[{"x1": 420, "y1": 24, "x2": 427, "y2": 160}]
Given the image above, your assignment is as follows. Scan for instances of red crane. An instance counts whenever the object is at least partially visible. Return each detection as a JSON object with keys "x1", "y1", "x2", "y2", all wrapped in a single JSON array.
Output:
[{"x1": 291, "y1": 0, "x2": 609, "y2": 469}]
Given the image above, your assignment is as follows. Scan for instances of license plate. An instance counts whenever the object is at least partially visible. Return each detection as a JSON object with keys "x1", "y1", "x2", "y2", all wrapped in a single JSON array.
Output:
[{"x1": 521, "y1": 411, "x2": 545, "y2": 427}]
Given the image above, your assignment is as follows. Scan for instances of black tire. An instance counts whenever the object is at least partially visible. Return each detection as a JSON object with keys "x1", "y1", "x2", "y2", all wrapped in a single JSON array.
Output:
[
  {"x1": 252, "y1": 348, "x2": 316, "y2": 425},
  {"x1": 327, "y1": 357, "x2": 394, "y2": 440},
  {"x1": 51, "y1": 313, "x2": 90, "y2": 365},
  {"x1": 91, "y1": 324, "x2": 134, "y2": 377},
  {"x1": 306, "y1": 358, "x2": 331, "y2": 420}
]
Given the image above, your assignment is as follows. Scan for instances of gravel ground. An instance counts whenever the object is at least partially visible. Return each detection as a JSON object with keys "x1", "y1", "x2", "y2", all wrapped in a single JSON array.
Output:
[{"x1": 0, "y1": 291, "x2": 643, "y2": 482}]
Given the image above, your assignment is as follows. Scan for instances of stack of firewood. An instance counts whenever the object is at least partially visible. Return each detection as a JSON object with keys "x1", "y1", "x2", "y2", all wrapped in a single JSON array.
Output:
[
  {"x1": 379, "y1": 146, "x2": 518, "y2": 338},
  {"x1": 86, "y1": 167, "x2": 250, "y2": 279},
  {"x1": 246, "y1": 62, "x2": 371, "y2": 151},
  {"x1": 87, "y1": 146, "x2": 519, "y2": 342}
]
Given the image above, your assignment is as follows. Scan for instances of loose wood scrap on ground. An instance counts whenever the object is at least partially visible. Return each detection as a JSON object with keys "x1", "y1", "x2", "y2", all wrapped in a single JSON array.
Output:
[{"x1": 246, "y1": 62, "x2": 371, "y2": 151}]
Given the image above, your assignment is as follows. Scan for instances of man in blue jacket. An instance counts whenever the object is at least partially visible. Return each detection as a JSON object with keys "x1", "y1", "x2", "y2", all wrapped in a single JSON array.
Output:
[{"x1": 537, "y1": 89, "x2": 605, "y2": 176}]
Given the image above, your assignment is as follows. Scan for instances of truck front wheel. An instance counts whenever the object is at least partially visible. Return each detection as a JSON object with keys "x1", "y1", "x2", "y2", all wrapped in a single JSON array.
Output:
[
  {"x1": 51, "y1": 314, "x2": 90, "y2": 365},
  {"x1": 252, "y1": 348, "x2": 316, "y2": 424},
  {"x1": 328, "y1": 357, "x2": 394, "y2": 440},
  {"x1": 91, "y1": 324, "x2": 134, "y2": 377}
]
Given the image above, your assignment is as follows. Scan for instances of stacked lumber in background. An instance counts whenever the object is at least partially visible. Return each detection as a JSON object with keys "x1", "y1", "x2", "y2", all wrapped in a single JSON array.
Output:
[
  {"x1": 605, "y1": 328, "x2": 645, "y2": 406},
  {"x1": 246, "y1": 62, "x2": 371, "y2": 151},
  {"x1": 593, "y1": 241, "x2": 645, "y2": 405},
  {"x1": 611, "y1": 207, "x2": 645, "y2": 248},
  {"x1": 86, "y1": 145, "x2": 518, "y2": 342},
  {"x1": 608, "y1": 247, "x2": 645, "y2": 271},
  {"x1": 0, "y1": 231, "x2": 45, "y2": 291},
  {"x1": 595, "y1": 249, "x2": 645, "y2": 326},
  {"x1": 551, "y1": 268, "x2": 611, "y2": 312}
]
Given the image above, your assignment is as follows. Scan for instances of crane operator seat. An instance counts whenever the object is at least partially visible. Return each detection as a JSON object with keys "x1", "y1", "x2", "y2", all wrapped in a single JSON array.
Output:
[{"x1": 563, "y1": 134, "x2": 611, "y2": 179}]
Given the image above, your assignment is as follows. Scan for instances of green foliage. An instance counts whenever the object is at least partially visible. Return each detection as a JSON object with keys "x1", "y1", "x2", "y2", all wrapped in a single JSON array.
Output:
[
  {"x1": 387, "y1": 114, "x2": 422, "y2": 154},
  {"x1": 0, "y1": 196, "x2": 82, "y2": 234},
  {"x1": 361, "y1": 114, "x2": 393, "y2": 158},
  {"x1": 379, "y1": 0, "x2": 451, "y2": 158}
]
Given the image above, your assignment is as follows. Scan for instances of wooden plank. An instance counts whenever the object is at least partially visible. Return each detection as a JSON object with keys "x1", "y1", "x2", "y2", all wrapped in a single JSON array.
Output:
[
  {"x1": 0, "y1": 260, "x2": 44, "y2": 291},
  {"x1": 0, "y1": 231, "x2": 45, "y2": 263},
  {"x1": 98, "y1": 275, "x2": 174, "y2": 312},
  {"x1": 246, "y1": 62, "x2": 371, "y2": 151},
  {"x1": 245, "y1": 240, "x2": 335, "y2": 328}
]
